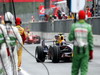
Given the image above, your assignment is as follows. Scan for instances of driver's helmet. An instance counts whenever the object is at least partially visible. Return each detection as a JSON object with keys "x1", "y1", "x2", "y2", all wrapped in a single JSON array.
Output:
[
  {"x1": 61, "y1": 35, "x2": 64, "y2": 40},
  {"x1": 59, "y1": 34, "x2": 64, "y2": 40},
  {"x1": 58, "y1": 34, "x2": 65, "y2": 45}
]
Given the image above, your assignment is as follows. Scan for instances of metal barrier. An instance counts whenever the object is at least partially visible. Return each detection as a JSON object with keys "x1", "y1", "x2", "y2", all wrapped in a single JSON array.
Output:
[
  {"x1": 22, "y1": 17, "x2": 100, "y2": 35},
  {"x1": 87, "y1": 17, "x2": 100, "y2": 35}
]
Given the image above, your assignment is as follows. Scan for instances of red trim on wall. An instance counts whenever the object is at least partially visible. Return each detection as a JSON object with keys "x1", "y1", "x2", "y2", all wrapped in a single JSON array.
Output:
[{"x1": 0, "y1": 0, "x2": 63, "y2": 3}]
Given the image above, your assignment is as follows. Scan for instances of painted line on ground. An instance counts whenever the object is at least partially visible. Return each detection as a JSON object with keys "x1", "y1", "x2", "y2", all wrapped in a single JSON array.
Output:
[{"x1": 18, "y1": 68, "x2": 31, "y2": 75}]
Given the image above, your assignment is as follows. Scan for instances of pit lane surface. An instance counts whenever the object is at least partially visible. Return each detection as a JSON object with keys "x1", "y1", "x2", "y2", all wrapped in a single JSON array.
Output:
[{"x1": 18, "y1": 44, "x2": 100, "y2": 75}]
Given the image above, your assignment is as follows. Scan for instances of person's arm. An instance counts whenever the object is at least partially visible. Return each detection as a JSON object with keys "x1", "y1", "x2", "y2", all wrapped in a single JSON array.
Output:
[
  {"x1": 0, "y1": 25, "x2": 10, "y2": 56},
  {"x1": 88, "y1": 25, "x2": 93, "y2": 50},
  {"x1": 14, "y1": 27, "x2": 22, "y2": 45},
  {"x1": 0, "y1": 25, "x2": 10, "y2": 45},
  {"x1": 88, "y1": 25, "x2": 93, "y2": 60},
  {"x1": 21, "y1": 30, "x2": 26, "y2": 44},
  {"x1": 1, "y1": 25, "x2": 8, "y2": 39},
  {"x1": 68, "y1": 23, "x2": 75, "y2": 41}
]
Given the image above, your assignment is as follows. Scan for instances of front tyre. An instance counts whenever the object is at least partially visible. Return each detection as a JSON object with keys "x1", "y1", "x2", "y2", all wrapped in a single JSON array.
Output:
[
  {"x1": 51, "y1": 46, "x2": 60, "y2": 63},
  {"x1": 35, "y1": 46, "x2": 45, "y2": 62}
]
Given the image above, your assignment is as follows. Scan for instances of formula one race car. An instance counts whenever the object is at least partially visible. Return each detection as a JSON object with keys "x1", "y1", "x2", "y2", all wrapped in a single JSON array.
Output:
[
  {"x1": 35, "y1": 34, "x2": 73, "y2": 63},
  {"x1": 25, "y1": 31, "x2": 41, "y2": 44},
  {"x1": 32, "y1": 35, "x2": 41, "y2": 44}
]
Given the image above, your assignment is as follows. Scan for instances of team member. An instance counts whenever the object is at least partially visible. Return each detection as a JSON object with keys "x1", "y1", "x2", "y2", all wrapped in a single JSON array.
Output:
[
  {"x1": 15, "y1": 17, "x2": 26, "y2": 71},
  {"x1": 5, "y1": 12, "x2": 22, "y2": 74},
  {"x1": 68, "y1": 10, "x2": 93, "y2": 75},
  {"x1": 0, "y1": 22, "x2": 13, "y2": 75}
]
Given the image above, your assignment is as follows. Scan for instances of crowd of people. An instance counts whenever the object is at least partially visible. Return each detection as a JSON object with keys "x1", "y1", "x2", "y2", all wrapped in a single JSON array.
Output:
[
  {"x1": 22, "y1": 5, "x2": 95, "y2": 23},
  {"x1": 43, "y1": 11, "x2": 74, "y2": 21},
  {"x1": 39, "y1": 6, "x2": 93, "y2": 22}
]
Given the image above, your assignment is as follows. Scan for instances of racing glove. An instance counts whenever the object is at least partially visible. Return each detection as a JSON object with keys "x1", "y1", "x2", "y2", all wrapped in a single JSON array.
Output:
[{"x1": 89, "y1": 50, "x2": 93, "y2": 60}]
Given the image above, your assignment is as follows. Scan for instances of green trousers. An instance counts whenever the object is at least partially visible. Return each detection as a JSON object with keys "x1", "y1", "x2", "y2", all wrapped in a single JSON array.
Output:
[{"x1": 71, "y1": 53, "x2": 89, "y2": 75}]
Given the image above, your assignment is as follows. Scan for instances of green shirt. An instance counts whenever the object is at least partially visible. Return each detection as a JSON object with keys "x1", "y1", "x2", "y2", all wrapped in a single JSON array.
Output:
[{"x1": 68, "y1": 20, "x2": 93, "y2": 51}]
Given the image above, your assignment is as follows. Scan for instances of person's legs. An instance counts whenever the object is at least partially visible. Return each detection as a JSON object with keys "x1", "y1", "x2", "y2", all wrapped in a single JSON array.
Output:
[
  {"x1": 1, "y1": 43, "x2": 13, "y2": 75},
  {"x1": 80, "y1": 55, "x2": 89, "y2": 75},
  {"x1": 13, "y1": 46, "x2": 18, "y2": 74},
  {"x1": 17, "y1": 47, "x2": 23, "y2": 71},
  {"x1": 72, "y1": 56, "x2": 81, "y2": 75}
]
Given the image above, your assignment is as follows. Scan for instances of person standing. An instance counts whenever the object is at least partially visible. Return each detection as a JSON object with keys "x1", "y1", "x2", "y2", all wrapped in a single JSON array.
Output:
[
  {"x1": 15, "y1": 17, "x2": 26, "y2": 71},
  {"x1": 0, "y1": 20, "x2": 13, "y2": 75},
  {"x1": 5, "y1": 12, "x2": 22, "y2": 75},
  {"x1": 85, "y1": 6, "x2": 92, "y2": 17},
  {"x1": 68, "y1": 10, "x2": 93, "y2": 75}
]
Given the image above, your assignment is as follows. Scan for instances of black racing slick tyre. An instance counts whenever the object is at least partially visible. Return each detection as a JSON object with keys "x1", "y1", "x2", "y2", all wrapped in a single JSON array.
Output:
[
  {"x1": 35, "y1": 46, "x2": 45, "y2": 62},
  {"x1": 51, "y1": 46, "x2": 60, "y2": 63}
]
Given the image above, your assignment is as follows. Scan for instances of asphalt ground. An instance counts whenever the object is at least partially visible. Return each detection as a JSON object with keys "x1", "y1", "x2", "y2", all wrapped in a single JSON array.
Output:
[{"x1": 18, "y1": 43, "x2": 100, "y2": 75}]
